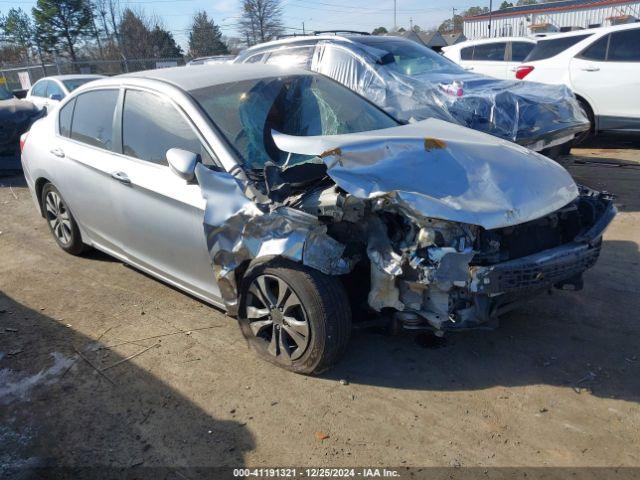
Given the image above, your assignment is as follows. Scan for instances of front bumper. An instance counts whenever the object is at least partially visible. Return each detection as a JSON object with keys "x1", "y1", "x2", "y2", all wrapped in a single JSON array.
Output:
[
  {"x1": 471, "y1": 197, "x2": 616, "y2": 296},
  {"x1": 399, "y1": 196, "x2": 616, "y2": 333}
]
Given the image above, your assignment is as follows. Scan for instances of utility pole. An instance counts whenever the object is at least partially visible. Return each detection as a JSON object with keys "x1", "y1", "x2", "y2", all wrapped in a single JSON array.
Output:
[
  {"x1": 393, "y1": 0, "x2": 397, "y2": 31},
  {"x1": 452, "y1": 7, "x2": 457, "y2": 32},
  {"x1": 409, "y1": 17, "x2": 413, "y2": 30},
  {"x1": 488, "y1": 0, "x2": 493, "y2": 37},
  {"x1": 302, "y1": 21, "x2": 305, "y2": 34}
]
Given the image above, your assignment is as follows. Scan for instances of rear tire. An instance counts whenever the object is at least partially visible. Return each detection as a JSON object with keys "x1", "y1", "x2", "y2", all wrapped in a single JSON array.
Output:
[
  {"x1": 41, "y1": 183, "x2": 86, "y2": 256},
  {"x1": 238, "y1": 258, "x2": 352, "y2": 375},
  {"x1": 573, "y1": 98, "x2": 595, "y2": 146}
]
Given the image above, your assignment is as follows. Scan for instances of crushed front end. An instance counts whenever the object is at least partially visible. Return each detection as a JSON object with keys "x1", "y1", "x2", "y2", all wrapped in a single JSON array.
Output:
[{"x1": 367, "y1": 187, "x2": 615, "y2": 333}]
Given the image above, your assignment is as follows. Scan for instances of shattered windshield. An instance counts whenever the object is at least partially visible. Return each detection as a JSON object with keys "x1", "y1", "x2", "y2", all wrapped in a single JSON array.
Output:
[
  {"x1": 191, "y1": 74, "x2": 398, "y2": 170},
  {"x1": 354, "y1": 38, "x2": 465, "y2": 76}
]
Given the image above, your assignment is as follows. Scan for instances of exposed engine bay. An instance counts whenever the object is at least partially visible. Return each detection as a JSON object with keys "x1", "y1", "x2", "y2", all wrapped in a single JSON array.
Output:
[
  {"x1": 195, "y1": 118, "x2": 616, "y2": 334},
  {"x1": 291, "y1": 181, "x2": 613, "y2": 333}
]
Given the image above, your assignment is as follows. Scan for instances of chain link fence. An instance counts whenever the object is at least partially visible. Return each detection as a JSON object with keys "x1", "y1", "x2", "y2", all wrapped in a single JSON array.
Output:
[{"x1": 0, "y1": 57, "x2": 186, "y2": 92}]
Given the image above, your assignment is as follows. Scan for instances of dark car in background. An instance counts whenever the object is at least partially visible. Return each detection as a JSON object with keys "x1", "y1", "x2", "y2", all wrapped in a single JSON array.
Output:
[
  {"x1": 0, "y1": 84, "x2": 43, "y2": 157},
  {"x1": 235, "y1": 34, "x2": 590, "y2": 155}
]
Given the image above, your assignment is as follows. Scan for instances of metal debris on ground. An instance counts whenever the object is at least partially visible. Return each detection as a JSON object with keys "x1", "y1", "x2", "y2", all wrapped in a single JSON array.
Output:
[
  {"x1": 100, "y1": 342, "x2": 160, "y2": 372},
  {"x1": 73, "y1": 347, "x2": 115, "y2": 385}
]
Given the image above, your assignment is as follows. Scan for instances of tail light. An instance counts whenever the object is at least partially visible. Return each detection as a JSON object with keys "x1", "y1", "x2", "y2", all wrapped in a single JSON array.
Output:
[
  {"x1": 20, "y1": 132, "x2": 29, "y2": 153},
  {"x1": 516, "y1": 65, "x2": 534, "y2": 80}
]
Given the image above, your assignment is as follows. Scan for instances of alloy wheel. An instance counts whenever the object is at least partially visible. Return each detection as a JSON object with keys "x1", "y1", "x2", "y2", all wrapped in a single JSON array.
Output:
[
  {"x1": 44, "y1": 190, "x2": 72, "y2": 245},
  {"x1": 245, "y1": 274, "x2": 310, "y2": 361}
]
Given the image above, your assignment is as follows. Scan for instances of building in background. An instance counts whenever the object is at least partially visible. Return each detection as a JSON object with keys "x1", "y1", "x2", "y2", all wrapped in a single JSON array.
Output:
[
  {"x1": 463, "y1": 0, "x2": 640, "y2": 39},
  {"x1": 387, "y1": 30, "x2": 448, "y2": 50},
  {"x1": 442, "y1": 32, "x2": 468, "y2": 45}
]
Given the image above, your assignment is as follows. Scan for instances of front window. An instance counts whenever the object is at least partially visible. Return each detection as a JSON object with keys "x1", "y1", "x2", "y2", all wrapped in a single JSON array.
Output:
[
  {"x1": 191, "y1": 74, "x2": 398, "y2": 170},
  {"x1": 354, "y1": 38, "x2": 465, "y2": 76},
  {"x1": 62, "y1": 78, "x2": 98, "y2": 92}
]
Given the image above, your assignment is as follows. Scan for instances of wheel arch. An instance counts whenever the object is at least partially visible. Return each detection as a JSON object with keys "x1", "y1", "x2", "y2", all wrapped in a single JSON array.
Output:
[
  {"x1": 574, "y1": 94, "x2": 596, "y2": 132},
  {"x1": 34, "y1": 177, "x2": 52, "y2": 217}
]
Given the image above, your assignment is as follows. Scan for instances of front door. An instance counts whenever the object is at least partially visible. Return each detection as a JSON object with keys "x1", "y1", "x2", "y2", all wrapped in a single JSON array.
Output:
[{"x1": 111, "y1": 88, "x2": 222, "y2": 303}]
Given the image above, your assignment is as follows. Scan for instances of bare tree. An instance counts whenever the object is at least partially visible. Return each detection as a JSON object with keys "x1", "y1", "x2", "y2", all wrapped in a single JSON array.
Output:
[{"x1": 239, "y1": 0, "x2": 283, "y2": 46}]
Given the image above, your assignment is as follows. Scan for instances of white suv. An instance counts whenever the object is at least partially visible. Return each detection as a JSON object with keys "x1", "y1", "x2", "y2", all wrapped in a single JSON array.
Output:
[
  {"x1": 516, "y1": 23, "x2": 640, "y2": 137},
  {"x1": 443, "y1": 37, "x2": 536, "y2": 80}
]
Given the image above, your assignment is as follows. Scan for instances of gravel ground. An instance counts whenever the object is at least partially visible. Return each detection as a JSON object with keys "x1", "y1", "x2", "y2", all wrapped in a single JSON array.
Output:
[{"x1": 1, "y1": 135, "x2": 639, "y2": 473}]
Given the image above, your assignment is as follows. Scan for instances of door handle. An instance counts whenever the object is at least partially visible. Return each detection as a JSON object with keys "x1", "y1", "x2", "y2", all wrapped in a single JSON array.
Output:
[
  {"x1": 110, "y1": 171, "x2": 131, "y2": 185},
  {"x1": 464, "y1": 66, "x2": 474, "y2": 71},
  {"x1": 581, "y1": 66, "x2": 600, "y2": 72},
  {"x1": 50, "y1": 148, "x2": 65, "y2": 158}
]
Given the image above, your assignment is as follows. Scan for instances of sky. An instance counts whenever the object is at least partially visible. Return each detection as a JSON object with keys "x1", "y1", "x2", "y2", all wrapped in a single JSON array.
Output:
[{"x1": 1, "y1": 0, "x2": 491, "y2": 50}]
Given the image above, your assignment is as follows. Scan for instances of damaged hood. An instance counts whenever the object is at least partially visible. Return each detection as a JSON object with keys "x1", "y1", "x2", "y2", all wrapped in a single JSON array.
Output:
[{"x1": 273, "y1": 118, "x2": 579, "y2": 230}]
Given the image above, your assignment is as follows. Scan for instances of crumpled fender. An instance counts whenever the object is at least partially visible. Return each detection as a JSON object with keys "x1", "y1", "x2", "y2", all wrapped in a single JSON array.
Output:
[{"x1": 195, "y1": 164, "x2": 351, "y2": 313}]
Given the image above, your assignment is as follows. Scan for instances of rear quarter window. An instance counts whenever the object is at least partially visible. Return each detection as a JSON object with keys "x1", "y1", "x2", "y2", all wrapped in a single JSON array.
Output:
[
  {"x1": 460, "y1": 46, "x2": 474, "y2": 60},
  {"x1": 525, "y1": 34, "x2": 592, "y2": 61},
  {"x1": 577, "y1": 34, "x2": 609, "y2": 61},
  {"x1": 59, "y1": 99, "x2": 75, "y2": 137},
  {"x1": 511, "y1": 42, "x2": 535, "y2": 62}
]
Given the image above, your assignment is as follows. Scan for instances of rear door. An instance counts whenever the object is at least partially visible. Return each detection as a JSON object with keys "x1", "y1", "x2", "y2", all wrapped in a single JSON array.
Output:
[
  {"x1": 52, "y1": 88, "x2": 126, "y2": 256},
  {"x1": 112, "y1": 88, "x2": 222, "y2": 301},
  {"x1": 467, "y1": 41, "x2": 508, "y2": 78},
  {"x1": 570, "y1": 28, "x2": 640, "y2": 128}
]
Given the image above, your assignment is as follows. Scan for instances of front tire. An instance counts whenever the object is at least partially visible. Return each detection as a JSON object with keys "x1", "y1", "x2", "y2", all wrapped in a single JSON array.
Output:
[
  {"x1": 41, "y1": 183, "x2": 85, "y2": 255},
  {"x1": 238, "y1": 259, "x2": 352, "y2": 375}
]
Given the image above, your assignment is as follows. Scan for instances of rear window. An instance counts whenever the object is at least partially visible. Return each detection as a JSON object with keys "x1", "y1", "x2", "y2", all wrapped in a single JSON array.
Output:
[
  {"x1": 63, "y1": 78, "x2": 98, "y2": 92},
  {"x1": 460, "y1": 46, "x2": 473, "y2": 60},
  {"x1": 525, "y1": 34, "x2": 592, "y2": 61}
]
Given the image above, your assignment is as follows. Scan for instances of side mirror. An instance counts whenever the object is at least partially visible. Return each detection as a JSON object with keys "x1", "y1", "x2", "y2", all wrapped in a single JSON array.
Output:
[
  {"x1": 49, "y1": 93, "x2": 63, "y2": 101},
  {"x1": 166, "y1": 148, "x2": 199, "y2": 182}
]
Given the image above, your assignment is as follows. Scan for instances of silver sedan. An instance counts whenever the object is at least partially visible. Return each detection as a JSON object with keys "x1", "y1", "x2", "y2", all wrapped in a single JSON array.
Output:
[{"x1": 21, "y1": 64, "x2": 614, "y2": 374}]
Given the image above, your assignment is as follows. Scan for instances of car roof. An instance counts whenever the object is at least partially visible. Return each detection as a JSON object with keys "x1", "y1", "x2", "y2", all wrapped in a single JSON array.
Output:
[
  {"x1": 117, "y1": 64, "x2": 313, "y2": 91},
  {"x1": 449, "y1": 36, "x2": 536, "y2": 49},
  {"x1": 536, "y1": 22, "x2": 639, "y2": 40},
  {"x1": 37, "y1": 74, "x2": 105, "y2": 82},
  {"x1": 241, "y1": 34, "x2": 356, "y2": 53}
]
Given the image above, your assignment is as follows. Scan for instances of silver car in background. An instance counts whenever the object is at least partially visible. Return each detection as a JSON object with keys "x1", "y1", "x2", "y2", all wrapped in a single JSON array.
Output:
[{"x1": 21, "y1": 65, "x2": 615, "y2": 374}]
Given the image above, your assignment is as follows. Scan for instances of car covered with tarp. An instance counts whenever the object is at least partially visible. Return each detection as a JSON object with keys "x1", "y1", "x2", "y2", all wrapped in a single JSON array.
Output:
[
  {"x1": 0, "y1": 84, "x2": 43, "y2": 157},
  {"x1": 235, "y1": 34, "x2": 590, "y2": 154}
]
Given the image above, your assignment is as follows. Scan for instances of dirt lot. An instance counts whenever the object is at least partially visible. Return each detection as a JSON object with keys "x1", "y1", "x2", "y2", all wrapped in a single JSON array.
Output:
[{"x1": 1, "y1": 136, "x2": 639, "y2": 473}]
